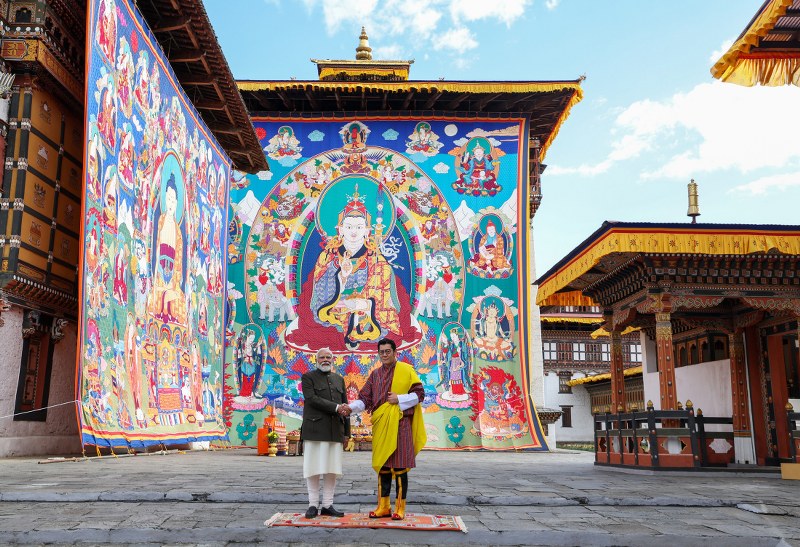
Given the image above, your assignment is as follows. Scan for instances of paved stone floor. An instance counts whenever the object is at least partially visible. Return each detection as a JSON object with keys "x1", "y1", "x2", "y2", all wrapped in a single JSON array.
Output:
[{"x1": 0, "y1": 448, "x2": 797, "y2": 545}]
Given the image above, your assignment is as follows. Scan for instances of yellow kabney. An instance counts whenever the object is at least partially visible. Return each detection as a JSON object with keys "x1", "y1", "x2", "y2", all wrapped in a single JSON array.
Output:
[{"x1": 369, "y1": 362, "x2": 427, "y2": 474}]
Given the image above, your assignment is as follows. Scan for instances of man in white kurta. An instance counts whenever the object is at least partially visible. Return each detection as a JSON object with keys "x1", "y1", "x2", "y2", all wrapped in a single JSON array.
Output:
[{"x1": 300, "y1": 348, "x2": 350, "y2": 518}]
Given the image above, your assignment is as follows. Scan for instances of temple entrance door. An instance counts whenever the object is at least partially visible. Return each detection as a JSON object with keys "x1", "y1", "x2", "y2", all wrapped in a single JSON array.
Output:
[{"x1": 763, "y1": 330, "x2": 799, "y2": 464}]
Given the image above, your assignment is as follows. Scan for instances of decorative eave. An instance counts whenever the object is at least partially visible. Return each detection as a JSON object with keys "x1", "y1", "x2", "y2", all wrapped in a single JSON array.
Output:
[
  {"x1": 568, "y1": 366, "x2": 642, "y2": 387},
  {"x1": 310, "y1": 59, "x2": 414, "y2": 82},
  {"x1": 711, "y1": 0, "x2": 800, "y2": 86},
  {"x1": 137, "y1": 0, "x2": 268, "y2": 173},
  {"x1": 535, "y1": 221, "x2": 800, "y2": 307},
  {"x1": 237, "y1": 79, "x2": 583, "y2": 160}
]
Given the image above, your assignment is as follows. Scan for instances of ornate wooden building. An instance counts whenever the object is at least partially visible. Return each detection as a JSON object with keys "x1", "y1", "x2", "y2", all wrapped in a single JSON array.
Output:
[
  {"x1": 536, "y1": 222, "x2": 800, "y2": 467},
  {"x1": 0, "y1": 0, "x2": 264, "y2": 456}
]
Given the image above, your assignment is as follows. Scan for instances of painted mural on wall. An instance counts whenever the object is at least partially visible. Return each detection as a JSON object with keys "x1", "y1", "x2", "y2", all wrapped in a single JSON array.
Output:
[
  {"x1": 226, "y1": 118, "x2": 546, "y2": 450},
  {"x1": 78, "y1": 0, "x2": 229, "y2": 447}
]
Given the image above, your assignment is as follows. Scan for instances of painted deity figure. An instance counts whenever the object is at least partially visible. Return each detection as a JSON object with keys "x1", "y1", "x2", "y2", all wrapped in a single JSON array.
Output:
[
  {"x1": 97, "y1": 0, "x2": 117, "y2": 63},
  {"x1": 438, "y1": 328, "x2": 472, "y2": 403},
  {"x1": 265, "y1": 126, "x2": 302, "y2": 159},
  {"x1": 102, "y1": 166, "x2": 118, "y2": 232},
  {"x1": 133, "y1": 50, "x2": 150, "y2": 113},
  {"x1": 112, "y1": 241, "x2": 129, "y2": 305},
  {"x1": 406, "y1": 121, "x2": 443, "y2": 156},
  {"x1": 116, "y1": 37, "x2": 134, "y2": 118},
  {"x1": 455, "y1": 137, "x2": 500, "y2": 195},
  {"x1": 97, "y1": 83, "x2": 116, "y2": 149},
  {"x1": 150, "y1": 174, "x2": 186, "y2": 324},
  {"x1": 469, "y1": 221, "x2": 512, "y2": 276},
  {"x1": 286, "y1": 184, "x2": 419, "y2": 352},
  {"x1": 234, "y1": 330, "x2": 264, "y2": 401},
  {"x1": 473, "y1": 300, "x2": 515, "y2": 361},
  {"x1": 472, "y1": 367, "x2": 527, "y2": 437}
]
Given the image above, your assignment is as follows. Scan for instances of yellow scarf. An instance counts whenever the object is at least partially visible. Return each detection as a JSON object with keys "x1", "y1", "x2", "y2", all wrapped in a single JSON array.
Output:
[{"x1": 370, "y1": 361, "x2": 427, "y2": 473}]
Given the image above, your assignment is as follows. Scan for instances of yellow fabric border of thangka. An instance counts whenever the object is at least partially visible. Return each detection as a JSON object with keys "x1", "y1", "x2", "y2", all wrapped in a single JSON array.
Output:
[
  {"x1": 536, "y1": 227, "x2": 800, "y2": 307},
  {"x1": 710, "y1": 0, "x2": 794, "y2": 85},
  {"x1": 236, "y1": 81, "x2": 583, "y2": 159},
  {"x1": 567, "y1": 366, "x2": 642, "y2": 387}
]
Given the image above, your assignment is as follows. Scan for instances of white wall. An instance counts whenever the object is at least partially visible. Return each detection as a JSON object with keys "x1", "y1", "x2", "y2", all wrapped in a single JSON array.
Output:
[
  {"x1": 0, "y1": 305, "x2": 81, "y2": 457},
  {"x1": 643, "y1": 357, "x2": 732, "y2": 417},
  {"x1": 543, "y1": 371, "x2": 594, "y2": 442}
]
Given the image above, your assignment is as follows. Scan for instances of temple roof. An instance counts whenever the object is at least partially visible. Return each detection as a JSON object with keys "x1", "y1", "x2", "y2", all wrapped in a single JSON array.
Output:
[
  {"x1": 137, "y1": 0, "x2": 267, "y2": 173},
  {"x1": 711, "y1": 0, "x2": 800, "y2": 86},
  {"x1": 237, "y1": 79, "x2": 583, "y2": 159},
  {"x1": 535, "y1": 221, "x2": 800, "y2": 307}
]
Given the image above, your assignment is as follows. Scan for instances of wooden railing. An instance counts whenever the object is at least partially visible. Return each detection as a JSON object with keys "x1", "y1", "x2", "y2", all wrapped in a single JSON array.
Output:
[
  {"x1": 789, "y1": 403, "x2": 799, "y2": 464},
  {"x1": 594, "y1": 401, "x2": 735, "y2": 469}
]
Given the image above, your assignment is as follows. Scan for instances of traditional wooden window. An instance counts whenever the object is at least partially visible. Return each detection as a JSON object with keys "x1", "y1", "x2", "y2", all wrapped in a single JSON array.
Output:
[
  {"x1": 572, "y1": 342, "x2": 586, "y2": 361},
  {"x1": 628, "y1": 342, "x2": 642, "y2": 363},
  {"x1": 14, "y1": 311, "x2": 55, "y2": 422},
  {"x1": 14, "y1": 7, "x2": 32, "y2": 22},
  {"x1": 542, "y1": 341, "x2": 557, "y2": 361},
  {"x1": 600, "y1": 343, "x2": 610, "y2": 362},
  {"x1": 560, "y1": 405, "x2": 573, "y2": 428},
  {"x1": 558, "y1": 372, "x2": 572, "y2": 394}
]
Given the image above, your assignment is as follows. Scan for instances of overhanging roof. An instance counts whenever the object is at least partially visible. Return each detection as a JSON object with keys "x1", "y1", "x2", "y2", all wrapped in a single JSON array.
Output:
[
  {"x1": 237, "y1": 80, "x2": 583, "y2": 159},
  {"x1": 535, "y1": 221, "x2": 800, "y2": 307},
  {"x1": 137, "y1": 0, "x2": 268, "y2": 173},
  {"x1": 711, "y1": 0, "x2": 800, "y2": 86}
]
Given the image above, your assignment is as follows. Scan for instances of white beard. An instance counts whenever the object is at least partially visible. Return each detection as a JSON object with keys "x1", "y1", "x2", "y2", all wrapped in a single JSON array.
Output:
[{"x1": 317, "y1": 364, "x2": 332, "y2": 373}]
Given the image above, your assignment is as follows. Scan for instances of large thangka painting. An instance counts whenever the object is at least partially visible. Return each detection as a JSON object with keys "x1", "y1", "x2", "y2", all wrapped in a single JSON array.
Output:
[
  {"x1": 78, "y1": 0, "x2": 229, "y2": 447},
  {"x1": 226, "y1": 118, "x2": 547, "y2": 450}
]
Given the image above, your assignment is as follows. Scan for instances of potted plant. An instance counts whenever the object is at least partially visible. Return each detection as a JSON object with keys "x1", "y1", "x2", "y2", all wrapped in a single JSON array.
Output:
[{"x1": 267, "y1": 431, "x2": 279, "y2": 457}]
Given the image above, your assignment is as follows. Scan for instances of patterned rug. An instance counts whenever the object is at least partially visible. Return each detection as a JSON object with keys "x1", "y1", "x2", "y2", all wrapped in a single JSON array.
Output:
[{"x1": 265, "y1": 512, "x2": 468, "y2": 532}]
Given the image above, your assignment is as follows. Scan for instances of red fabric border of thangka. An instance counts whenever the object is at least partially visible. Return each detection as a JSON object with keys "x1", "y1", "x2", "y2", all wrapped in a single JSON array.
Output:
[{"x1": 264, "y1": 512, "x2": 468, "y2": 533}]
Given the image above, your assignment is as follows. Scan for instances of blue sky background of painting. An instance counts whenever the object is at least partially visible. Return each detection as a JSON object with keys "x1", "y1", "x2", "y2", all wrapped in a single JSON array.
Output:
[{"x1": 205, "y1": 0, "x2": 800, "y2": 275}]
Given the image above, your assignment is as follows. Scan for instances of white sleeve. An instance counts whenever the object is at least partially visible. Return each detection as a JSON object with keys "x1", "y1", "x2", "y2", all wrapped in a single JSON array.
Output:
[
  {"x1": 398, "y1": 393, "x2": 420, "y2": 411},
  {"x1": 349, "y1": 400, "x2": 365, "y2": 414}
]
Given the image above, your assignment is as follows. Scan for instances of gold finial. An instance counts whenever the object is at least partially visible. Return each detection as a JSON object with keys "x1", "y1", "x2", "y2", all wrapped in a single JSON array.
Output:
[
  {"x1": 356, "y1": 26, "x2": 372, "y2": 61},
  {"x1": 787, "y1": 402, "x2": 794, "y2": 411},
  {"x1": 687, "y1": 179, "x2": 700, "y2": 224},
  {"x1": 685, "y1": 400, "x2": 693, "y2": 409},
  {"x1": 646, "y1": 400, "x2": 654, "y2": 410},
  {"x1": 676, "y1": 401, "x2": 683, "y2": 410}
]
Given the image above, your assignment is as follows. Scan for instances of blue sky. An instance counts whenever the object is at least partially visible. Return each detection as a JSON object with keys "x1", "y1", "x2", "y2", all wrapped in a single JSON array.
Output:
[{"x1": 205, "y1": 0, "x2": 800, "y2": 275}]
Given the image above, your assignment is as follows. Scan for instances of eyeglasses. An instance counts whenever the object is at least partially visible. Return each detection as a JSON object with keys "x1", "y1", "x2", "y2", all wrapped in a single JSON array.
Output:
[{"x1": 378, "y1": 349, "x2": 394, "y2": 355}]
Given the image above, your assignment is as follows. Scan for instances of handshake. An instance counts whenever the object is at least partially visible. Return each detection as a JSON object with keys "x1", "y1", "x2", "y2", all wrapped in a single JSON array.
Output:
[{"x1": 337, "y1": 404, "x2": 352, "y2": 417}]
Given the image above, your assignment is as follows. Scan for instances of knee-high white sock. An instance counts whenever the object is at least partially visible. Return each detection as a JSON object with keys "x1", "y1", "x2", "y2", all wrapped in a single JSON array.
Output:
[
  {"x1": 321, "y1": 473, "x2": 337, "y2": 507},
  {"x1": 306, "y1": 475, "x2": 321, "y2": 507}
]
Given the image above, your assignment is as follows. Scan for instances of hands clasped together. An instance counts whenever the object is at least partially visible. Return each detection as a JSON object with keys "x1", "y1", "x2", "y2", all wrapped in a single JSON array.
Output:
[{"x1": 338, "y1": 392, "x2": 399, "y2": 417}]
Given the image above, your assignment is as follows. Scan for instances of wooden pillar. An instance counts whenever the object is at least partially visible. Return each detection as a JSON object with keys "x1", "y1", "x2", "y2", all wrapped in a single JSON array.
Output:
[
  {"x1": 655, "y1": 312, "x2": 678, "y2": 410},
  {"x1": 610, "y1": 329, "x2": 626, "y2": 412},
  {"x1": 729, "y1": 328, "x2": 755, "y2": 464},
  {"x1": 729, "y1": 329, "x2": 751, "y2": 435}
]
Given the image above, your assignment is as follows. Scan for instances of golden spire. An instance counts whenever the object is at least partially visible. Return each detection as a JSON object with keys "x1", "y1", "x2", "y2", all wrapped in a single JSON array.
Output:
[{"x1": 356, "y1": 26, "x2": 372, "y2": 61}]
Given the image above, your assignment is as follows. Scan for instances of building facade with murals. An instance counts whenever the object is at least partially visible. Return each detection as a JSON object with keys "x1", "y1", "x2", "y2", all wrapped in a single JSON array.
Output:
[
  {"x1": 0, "y1": 0, "x2": 264, "y2": 457},
  {"x1": 0, "y1": 1, "x2": 584, "y2": 454},
  {"x1": 223, "y1": 31, "x2": 584, "y2": 452}
]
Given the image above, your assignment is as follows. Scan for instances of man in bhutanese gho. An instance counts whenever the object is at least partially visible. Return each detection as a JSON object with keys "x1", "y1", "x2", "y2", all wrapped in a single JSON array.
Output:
[
  {"x1": 346, "y1": 338, "x2": 426, "y2": 520},
  {"x1": 300, "y1": 347, "x2": 350, "y2": 519}
]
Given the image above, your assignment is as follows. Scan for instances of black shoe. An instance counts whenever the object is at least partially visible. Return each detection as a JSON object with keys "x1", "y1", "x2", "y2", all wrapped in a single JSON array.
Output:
[
  {"x1": 304, "y1": 506, "x2": 318, "y2": 519},
  {"x1": 320, "y1": 505, "x2": 345, "y2": 517}
]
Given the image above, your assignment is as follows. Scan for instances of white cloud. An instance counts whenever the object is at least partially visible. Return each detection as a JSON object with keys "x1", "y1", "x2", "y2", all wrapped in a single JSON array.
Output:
[
  {"x1": 731, "y1": 171, "x2": 800, "y2": 195},
  {"x1": 545, "y1": 0, "x2": 560, "y2": 9},
  {"x1": 301, "y1": 0, "x2": 530, "y2": 60},
  {"x1": 372, "y1": 44, "x2": 404, "y2": 59},
  {"x1": 709, "y1": 38, "x2": 734, "y2": 65},
  {"x1": 450, "y1": 0, "x2": 531, "y2": 26},
  {"x1": 549, "y1": 82, "x2": 800, "y2": 181}
]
